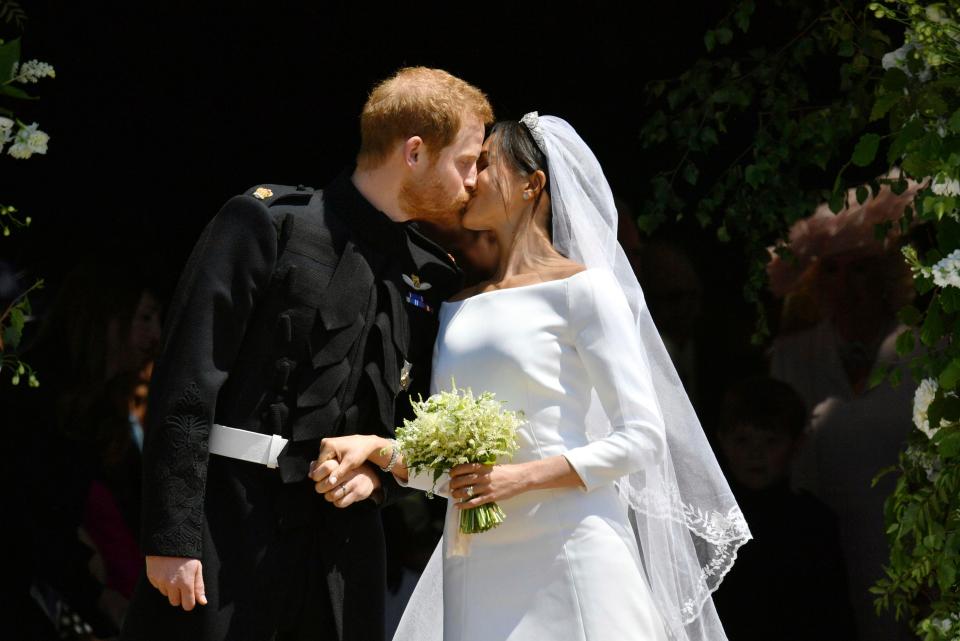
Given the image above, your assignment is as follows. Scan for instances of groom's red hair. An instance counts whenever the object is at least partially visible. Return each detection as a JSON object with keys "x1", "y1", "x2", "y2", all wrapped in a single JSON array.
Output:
[{"x1": 357, "y1": 67, "x2": 493, "y2": 169}]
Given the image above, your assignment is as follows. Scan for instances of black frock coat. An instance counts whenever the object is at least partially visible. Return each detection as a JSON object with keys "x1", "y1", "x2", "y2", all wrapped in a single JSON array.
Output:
[{"x1": 121, "y1": 172, "x2": 461, "y2": 641}]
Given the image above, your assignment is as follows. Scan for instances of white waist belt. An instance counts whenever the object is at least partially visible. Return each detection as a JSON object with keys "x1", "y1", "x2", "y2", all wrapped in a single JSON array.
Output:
[{"x1": 209, "y1": 424, "x2": 288, "y2": 469}]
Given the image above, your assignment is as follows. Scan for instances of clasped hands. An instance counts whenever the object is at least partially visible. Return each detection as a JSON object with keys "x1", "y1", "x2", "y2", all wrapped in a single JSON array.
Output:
[
  {"x1": 308, "y1": 434, "x2": 529, "y2": 509},
  {"x1": 309, "y1": 435, "x2": 385, "y2": 508}
]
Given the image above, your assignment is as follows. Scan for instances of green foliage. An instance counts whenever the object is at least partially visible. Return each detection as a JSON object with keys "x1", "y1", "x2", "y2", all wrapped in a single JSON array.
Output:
[
  {"x1": 640, "y1": 0, "x2": 960, "y2": 635},
  {"x1": 871, "y1": 431, "x2": 960, "y2": 639},
  {"x1": 0, "y1": 277, "x2": 42, "y2": 387},
  {"x1": 639, "y1": 0, "x2": 890, "y2": 337},
  {"x1": 0, "y1": 36, "x2": 18, "y2": 81},
  {"x1": 1, "y1": 6, "x2": 46, "y2": 388},
  {"x1": 0, "y1": 2, "x2": 25, "y2": 31},
  {"x1": 0, "y1": 203, "x2": 30, "y2": 237}
]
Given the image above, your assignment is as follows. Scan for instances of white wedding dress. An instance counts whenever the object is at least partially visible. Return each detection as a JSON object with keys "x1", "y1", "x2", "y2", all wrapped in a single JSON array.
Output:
[{"x1": 398, "y1": 268, "x2": 671, "y2": 641}]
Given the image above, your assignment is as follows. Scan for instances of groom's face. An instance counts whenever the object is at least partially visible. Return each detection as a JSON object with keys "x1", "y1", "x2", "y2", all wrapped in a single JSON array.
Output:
[{"x1": 399, "y1": 116, "x2": 484, "y2": 230}]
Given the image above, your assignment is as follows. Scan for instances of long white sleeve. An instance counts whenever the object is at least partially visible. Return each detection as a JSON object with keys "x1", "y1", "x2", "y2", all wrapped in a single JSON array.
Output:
[{"x1": 562, "y1": 269, "x2": 666, "y2": 492}]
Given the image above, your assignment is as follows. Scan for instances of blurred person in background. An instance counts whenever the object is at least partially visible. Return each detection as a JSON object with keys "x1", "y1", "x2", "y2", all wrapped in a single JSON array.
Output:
[
  {"x1": 712, "y1": 376, "x2": 856, "y2": 641},
  {"x1": 10, "y1": 257, "x2": 161, "y2": 640},
  {"x1": 767, "y1": 176, "x2": 922, "y2": 641}
]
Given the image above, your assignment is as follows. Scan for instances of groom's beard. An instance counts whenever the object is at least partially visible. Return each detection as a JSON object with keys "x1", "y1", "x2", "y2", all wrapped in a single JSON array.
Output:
[{"x1": 399, "y1": 174, "x2": 470, "y2": 232}]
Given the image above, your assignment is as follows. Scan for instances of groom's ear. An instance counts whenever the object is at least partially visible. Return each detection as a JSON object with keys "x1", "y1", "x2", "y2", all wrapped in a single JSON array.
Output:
[{"x1": 403, "y1": 136, "x2": 425, "y2": 168}]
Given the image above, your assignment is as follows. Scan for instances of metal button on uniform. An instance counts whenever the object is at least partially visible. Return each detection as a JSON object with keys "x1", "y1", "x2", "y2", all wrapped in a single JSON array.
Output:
[{"x1": 400, "y1": 360, "x2": 413, "y2": 391}]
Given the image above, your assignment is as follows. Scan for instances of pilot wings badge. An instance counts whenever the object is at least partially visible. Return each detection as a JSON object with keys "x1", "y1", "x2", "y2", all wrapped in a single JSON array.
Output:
[{"x1": 402, "y1": 273, "x2": 432, "y2": 291}]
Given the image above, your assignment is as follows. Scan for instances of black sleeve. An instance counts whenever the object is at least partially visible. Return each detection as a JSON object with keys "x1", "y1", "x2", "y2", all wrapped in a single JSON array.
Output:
[
  {"x1": 376, "y1": 467, "x2": 414, "y2": 508},
  {"x1": 141, "y1": 195, "x2": 278, "y2": 558}
]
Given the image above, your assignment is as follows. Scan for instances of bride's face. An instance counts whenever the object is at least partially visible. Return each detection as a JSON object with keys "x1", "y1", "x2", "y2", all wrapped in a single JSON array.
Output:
[{"x1": 461, "y1": 136, "x2": 525, "y2": 232}]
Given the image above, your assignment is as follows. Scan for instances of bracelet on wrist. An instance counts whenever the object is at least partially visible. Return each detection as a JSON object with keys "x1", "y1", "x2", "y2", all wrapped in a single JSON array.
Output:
[{"x1": 379, "y1": 439, "x2": 399, "y2": 473}]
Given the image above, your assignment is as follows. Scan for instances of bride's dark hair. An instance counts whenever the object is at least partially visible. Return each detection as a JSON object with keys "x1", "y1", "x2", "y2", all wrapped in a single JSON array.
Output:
[
  {"x1": 487, "y1": 120, "x2": 552, "y2": 243},
  {"x1": 488, "y1": 121, "x2": 550, "y2": 194}
]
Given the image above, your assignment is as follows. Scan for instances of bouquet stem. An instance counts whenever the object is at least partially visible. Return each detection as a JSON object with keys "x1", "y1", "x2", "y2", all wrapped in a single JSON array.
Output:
[{"x1": 459, "y1": 502, "x2": 507, "y2": 534}]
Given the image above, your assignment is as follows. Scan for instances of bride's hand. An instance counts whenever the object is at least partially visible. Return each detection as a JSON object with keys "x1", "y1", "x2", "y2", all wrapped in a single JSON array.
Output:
[
  {"x1": 309, "y1": 435, "x2": 379, "y2": 492},
  {"x1": 449, "y1": 463, "x2": 529, "y2": 508}
]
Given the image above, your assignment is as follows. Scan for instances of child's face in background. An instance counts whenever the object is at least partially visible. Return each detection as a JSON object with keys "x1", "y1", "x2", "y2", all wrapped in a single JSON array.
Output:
[{"x1": 718, "y1": 423, "x2": 799, "y2": 491}]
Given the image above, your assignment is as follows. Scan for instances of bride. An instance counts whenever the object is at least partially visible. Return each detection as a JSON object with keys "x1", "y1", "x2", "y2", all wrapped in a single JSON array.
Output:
[{"x1": 311, "y1": 113, "x2": 750, "y2": 641}]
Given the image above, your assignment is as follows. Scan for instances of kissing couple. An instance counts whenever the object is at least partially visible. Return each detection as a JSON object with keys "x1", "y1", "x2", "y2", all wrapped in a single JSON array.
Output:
[{"x1": 121, "y1": 67, "x2": 750, "y2": 641}]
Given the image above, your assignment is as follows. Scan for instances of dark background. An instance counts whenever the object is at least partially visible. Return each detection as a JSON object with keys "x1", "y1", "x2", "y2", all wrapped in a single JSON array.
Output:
[
  {"x1": 5, "y1": 0, "x2": 777, "y2": 425},
  {"x1": 5, "y1": 1, "x2": 736, "y2": 295}
]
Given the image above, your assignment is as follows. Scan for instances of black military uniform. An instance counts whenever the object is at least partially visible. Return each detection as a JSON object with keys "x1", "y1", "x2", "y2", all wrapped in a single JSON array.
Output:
[{"x1": 121, "y1": 171, "x2": 462, "y2": 641}]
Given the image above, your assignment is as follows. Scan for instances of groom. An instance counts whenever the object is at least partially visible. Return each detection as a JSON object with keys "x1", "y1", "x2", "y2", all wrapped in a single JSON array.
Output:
[{"x1": 121, "y1": 67, "x2": 493, "y2": 641}]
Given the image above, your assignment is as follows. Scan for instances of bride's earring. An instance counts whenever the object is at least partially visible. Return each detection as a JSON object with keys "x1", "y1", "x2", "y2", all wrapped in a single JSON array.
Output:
[{"x1": 522, "y1": 191, "x2": 531, "y2": 201}]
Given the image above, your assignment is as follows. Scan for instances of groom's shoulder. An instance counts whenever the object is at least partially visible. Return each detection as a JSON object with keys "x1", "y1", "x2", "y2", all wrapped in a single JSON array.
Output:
[
  {"x1": 240, "y1": 183, "x2": 317, "y2": 209},
  {"x1": 233, "y1": 182, "x2": 328, "y2": 229}
]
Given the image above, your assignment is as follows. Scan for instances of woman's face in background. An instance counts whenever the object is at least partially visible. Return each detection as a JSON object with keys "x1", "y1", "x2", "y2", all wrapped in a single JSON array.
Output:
[{"x1": 109, "y1": 290, "x2": 162, "y2": 376}]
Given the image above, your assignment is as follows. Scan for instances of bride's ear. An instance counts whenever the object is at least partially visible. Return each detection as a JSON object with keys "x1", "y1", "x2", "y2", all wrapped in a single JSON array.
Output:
[{"x1": 526, "y1": 170, "x2": 547, "y2": 197}]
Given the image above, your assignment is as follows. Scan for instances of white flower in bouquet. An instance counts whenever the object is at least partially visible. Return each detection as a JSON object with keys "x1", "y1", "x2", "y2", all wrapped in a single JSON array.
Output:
[
  {"x1": 395, "y1": 382, "x2": 523, "y2": 534},
  {"x1": 8, "y1": 122, "x2": 49, "y2": 159}
]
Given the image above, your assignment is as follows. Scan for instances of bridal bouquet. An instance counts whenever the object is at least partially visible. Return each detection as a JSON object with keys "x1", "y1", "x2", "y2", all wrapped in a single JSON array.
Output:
[{"x1": 395, "y1": 383, "x2": 523, "y2": 534}]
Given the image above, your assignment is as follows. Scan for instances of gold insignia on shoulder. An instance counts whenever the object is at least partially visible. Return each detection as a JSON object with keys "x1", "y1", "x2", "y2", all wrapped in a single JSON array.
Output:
[
  {"x1": 253, "y1": 187, "x2": 274, "y2": 200},
  {"x1": 402, "y1": 273, "x2": 432, "y2": 291}
]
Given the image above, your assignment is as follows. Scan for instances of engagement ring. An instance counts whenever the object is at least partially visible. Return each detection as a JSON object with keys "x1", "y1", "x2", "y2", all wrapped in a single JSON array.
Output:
[{"x1": 466, "y1": 485, "x2": 474, "y2": 498}]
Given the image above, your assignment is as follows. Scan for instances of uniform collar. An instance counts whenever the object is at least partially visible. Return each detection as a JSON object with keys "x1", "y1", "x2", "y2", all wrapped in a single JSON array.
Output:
[
  {"x1": 324, "y1": 168, "x2": 463, "y2": 292},
  {"x1": 324, "y1": 169, "x2": 407, "y2": 255}
]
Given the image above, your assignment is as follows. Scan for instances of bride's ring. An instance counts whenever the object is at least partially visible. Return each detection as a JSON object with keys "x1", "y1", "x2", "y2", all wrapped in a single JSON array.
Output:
[
  {"x1": 466, "y1": 485, "x2": 474, "y2": 498},
  {"x1": 338, "y1": 485, "x2": 346, "y2": 498}
]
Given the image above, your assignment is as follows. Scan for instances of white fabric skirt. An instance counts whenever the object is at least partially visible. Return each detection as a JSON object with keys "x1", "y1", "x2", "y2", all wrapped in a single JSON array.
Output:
[{"x1": 398, "y1": 483, "x2": 669, "y2": 641}]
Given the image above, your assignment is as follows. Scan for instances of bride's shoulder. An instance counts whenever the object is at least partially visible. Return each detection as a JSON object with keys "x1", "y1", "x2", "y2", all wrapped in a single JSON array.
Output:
[
  {"x1": 447, "y1": 283, "x2": 486, "y2": 302},
  {"x1": 552, "y1": 261, "x2": 588, "y2": 280}
]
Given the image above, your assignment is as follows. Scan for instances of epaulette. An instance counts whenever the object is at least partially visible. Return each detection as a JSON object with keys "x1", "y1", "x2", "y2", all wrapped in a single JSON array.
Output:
[{"x1": 243, "y1": 183, "x2": 316, "y2": 208}]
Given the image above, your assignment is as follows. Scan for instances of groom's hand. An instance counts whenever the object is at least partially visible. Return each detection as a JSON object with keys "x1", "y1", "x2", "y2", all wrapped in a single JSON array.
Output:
[
  {"x1": 309, "y1": 435, "x2": 375, "y2": 488},
  {"x1": 315, "y1": 462, "x2": 383, "y2": 507},
  {"x1": 145, "y1": 555, "x2": 207, "y2": 611}
]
